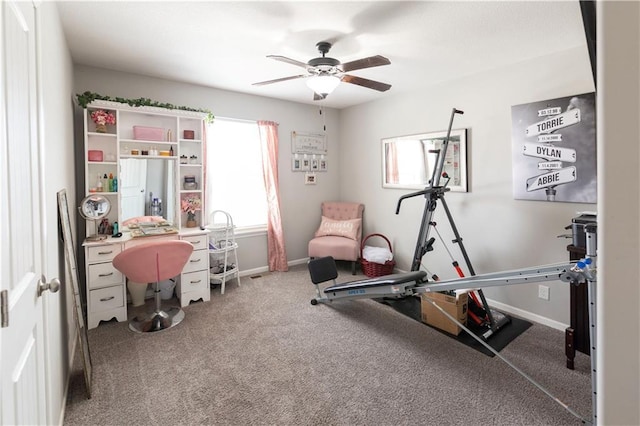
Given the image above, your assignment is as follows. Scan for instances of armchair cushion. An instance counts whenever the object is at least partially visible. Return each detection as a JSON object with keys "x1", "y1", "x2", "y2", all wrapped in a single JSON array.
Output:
[
  {"x1": 308, "y1": 236, "x2": 360, "y2": 262},
  {"x1": 314, "y1": 216, "x2": 361, "y2": 241}
]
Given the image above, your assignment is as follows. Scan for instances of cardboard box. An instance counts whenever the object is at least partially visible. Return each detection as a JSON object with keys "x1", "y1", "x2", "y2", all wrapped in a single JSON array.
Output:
[{"x1": 421, "y1": 291, "x2": 468, "y2": 336}]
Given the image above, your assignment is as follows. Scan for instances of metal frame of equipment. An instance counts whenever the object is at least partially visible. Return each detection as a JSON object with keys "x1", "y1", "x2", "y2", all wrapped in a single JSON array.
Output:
[
  {"x1": 309, "y1": 225, "x2": 597, "y2": 424},
  {"x1": 395, "y1": 108, "x2": 509, "y2": 338},
  {"x1": 307, "y1": 106, "x2": 598, "y2": 423}
]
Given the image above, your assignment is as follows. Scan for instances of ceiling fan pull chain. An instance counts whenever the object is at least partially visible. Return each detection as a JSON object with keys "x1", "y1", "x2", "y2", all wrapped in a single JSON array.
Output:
[{"x1": 319, "y1": 106, "x2": 326, "y2": 132}]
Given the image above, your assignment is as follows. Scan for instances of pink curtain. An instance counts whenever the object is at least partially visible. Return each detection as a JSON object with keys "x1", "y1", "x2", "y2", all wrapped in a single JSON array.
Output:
[
  {"x1": 386, "y1": 142, "x2": 399, "y2": 183},
  {"x1": 257, "y1": 120, "x2": 288, "y2": 271}
]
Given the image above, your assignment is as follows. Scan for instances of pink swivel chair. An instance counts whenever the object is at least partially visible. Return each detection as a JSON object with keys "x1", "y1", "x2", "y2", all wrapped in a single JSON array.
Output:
[{"x1": 112, "y1": 240, "x2": 194, "y2": 333}]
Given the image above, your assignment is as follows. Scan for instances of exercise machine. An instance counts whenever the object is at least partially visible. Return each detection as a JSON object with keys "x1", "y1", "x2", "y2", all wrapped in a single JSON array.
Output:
[
  {"x1": 394, "y1": 108, "x2": 509, "y2": 338},
  {"x1": 308, "y1": 225, "x2": 598, "y2": 424},
  {"x1": 306, "y1": 108, "x2": 598, "y2": 423}
]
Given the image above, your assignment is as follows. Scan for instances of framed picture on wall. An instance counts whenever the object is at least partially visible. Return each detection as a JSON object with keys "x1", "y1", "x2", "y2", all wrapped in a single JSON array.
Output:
[
  {"x1": 511, "y1": 92, "x2": 596, "y2": 203},
  {"x1": 292, "y1": 131, "x2": 327, "y2": 154},
  {"x1": 305, "y1": 172, "x2": 317, "y2": 185},
  {"x1": 382, "y1": 129, "x2": 468, "y2": 192},
  {"x1": 292, "y1": 157, "x2": 302, "y2": 172},
  {"x1": 311, "y1": 159, "x2": 319, "y2": 171},
  {"x1": 301, "y1": 158, "x2": 311, "y2": 171},
  {"x1": 319, "y1": 158, "x2": 328, "y2": 172}
]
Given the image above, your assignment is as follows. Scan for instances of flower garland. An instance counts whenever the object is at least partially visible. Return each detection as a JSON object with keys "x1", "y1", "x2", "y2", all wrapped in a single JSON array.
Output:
[{"x1": 76, "y1": 91, "x2": 214, "y2": 123}]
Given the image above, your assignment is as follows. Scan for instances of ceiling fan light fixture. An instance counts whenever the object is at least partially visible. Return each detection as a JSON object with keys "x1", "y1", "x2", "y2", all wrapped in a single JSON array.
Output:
[{"x1": 306, "y1": 75, "x2": 341, "y2": 96}]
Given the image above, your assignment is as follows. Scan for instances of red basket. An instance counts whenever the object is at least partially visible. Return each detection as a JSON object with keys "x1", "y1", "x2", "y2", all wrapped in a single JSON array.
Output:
[{"x1": 360, "y1": 233, "x2": 396, "y2": 277}]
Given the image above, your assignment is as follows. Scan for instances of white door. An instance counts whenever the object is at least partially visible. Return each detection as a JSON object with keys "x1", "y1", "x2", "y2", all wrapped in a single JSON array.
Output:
[
  {"x1": 120, "y1": 158, "x2": 148, "y2": 220},
  {"x1": 0, "y1": 1, "x2": 50, "y2": 424}
]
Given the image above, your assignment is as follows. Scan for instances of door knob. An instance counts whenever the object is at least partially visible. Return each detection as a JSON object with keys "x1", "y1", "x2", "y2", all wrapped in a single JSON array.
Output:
[{"x1": 38, "y1": 276, "x2": 61, "y2": 297}]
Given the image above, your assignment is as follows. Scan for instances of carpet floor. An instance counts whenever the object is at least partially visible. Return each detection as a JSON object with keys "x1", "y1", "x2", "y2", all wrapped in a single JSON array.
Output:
[{"x1": 64, "y1": 264, "x2": 592, "y2": 425}]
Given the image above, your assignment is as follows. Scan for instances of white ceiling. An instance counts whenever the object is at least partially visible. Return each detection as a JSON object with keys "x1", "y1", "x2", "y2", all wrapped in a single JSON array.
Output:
[{"x1": 56, "y1": 1, "x2": 587, "y2": 109}]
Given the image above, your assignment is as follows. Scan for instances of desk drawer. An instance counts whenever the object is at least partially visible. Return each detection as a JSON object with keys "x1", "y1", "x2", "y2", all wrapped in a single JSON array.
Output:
[
  {"x1": 88, "y1": 263, "x2": 123, "y2": 289},
  {"x1": 183, "y1": 249, "x2": 208, "y2": 274},
  {"x1": 124, "y1": 234, "x2": 179, "y2": 249},
  {"x1": 87, "y1": 245, "x2": 122, "y2": 263},
  {"x1": 179, "y1": 269, "x2": 209, "y2": 292},
  {"x1": 182, "y1": 234, "x2": 208, "y2": 251},
  {"x1": 89, "y1": 286, "x2": 124, "y2": 312}
]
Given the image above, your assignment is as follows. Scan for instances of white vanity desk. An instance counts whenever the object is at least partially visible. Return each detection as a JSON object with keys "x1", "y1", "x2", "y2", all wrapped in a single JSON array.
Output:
[{"x1": 83, "y1": 228, "x2": 210, "y2": 329}]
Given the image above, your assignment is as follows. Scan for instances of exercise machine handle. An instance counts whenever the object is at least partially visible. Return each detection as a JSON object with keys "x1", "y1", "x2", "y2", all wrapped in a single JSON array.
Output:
[{"x1": 396, "y1": 189, "x2": 427, "y2": 214}]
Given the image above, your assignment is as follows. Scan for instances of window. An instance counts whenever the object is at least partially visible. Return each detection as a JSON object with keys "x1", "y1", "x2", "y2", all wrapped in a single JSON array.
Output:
[{"x1": 205, "y1": 118, "x2": 268, "y2": 230}]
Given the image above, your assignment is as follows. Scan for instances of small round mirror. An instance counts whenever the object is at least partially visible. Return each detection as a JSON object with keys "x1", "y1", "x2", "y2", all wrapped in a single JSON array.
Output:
[{"x1": 78, "y1": 195, "x2": 112, "y2": 241}]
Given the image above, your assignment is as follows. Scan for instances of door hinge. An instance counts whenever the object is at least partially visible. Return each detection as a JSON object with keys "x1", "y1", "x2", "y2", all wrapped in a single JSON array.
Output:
[{"x1": 1, "y1": 289, "x2": 8, "y2": 328}]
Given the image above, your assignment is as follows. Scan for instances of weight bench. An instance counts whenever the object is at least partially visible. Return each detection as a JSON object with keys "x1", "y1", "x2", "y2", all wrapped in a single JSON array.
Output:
[{"x1": 308, "y1": 256, "x2": 426, "y2": 305}]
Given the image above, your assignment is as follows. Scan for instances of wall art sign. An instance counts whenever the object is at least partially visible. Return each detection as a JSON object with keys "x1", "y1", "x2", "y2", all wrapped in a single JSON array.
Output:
[
  {"x1": 511, "y1": 92, "x2": 596, "y2": 203},
  {"x1": 291, "y1": 131, "x2": 327, "y2": 154}
]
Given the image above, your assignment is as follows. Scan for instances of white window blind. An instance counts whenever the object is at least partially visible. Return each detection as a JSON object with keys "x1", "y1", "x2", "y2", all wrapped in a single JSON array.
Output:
[{"x1": 205, "y1": 118, "x2": 268, "y2": 229}]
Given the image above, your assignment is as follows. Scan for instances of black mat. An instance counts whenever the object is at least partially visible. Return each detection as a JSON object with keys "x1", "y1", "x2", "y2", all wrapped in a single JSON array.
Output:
[{"x1": 375, "y1": 296, "x2": 532, "y2": 357}]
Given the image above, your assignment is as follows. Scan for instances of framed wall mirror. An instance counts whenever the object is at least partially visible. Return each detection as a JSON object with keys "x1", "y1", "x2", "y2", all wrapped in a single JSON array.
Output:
[
  {"x1": 119, "y1": 158, "x2": 177, "y2": 226},
  {"x1": 57, "y1": 189, "x2": 92, "y2": 398},
  {"x1": 382, "y1": 128, "x2": 468, "y2": 192}
]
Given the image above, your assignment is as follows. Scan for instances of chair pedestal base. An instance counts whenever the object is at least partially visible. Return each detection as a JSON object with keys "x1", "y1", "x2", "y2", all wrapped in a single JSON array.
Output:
[{"x1": 129, "y1": 307, "x2": 185, "y2": 333}]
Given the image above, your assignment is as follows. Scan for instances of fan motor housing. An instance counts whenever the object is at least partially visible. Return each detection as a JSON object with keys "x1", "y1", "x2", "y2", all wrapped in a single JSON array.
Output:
[{"x1": 308, "y1": 57, "x2": 340, "y2": 68}]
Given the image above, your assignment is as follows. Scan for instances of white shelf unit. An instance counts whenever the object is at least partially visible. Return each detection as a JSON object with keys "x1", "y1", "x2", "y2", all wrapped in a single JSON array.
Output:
[
  {"x1": 207, "y1": 210, "x2": 241, "y2": 294},
  {"x1": 82, "y1": 100, "x2": 208, "y2": 231},
  {"x1": 83, "y1": 107, "x2": 119, "y2": 235},
  {"x1": 81, "y1": 100, "x2": 210, "y2": 328},
  {"x1": 178, "y1": 117, "x2": 205, "y2": 229}
]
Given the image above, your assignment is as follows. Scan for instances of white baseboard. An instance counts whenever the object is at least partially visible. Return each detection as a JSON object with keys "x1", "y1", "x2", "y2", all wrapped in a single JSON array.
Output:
[
  {"x1": 484, "y1": 298, "x2": 569, "y2": 331},
  {"x1": 239, "y1": 266, "x2": 270, "y2": 277},
  {"x1": 238, "y1": 258, "x2": 309, "y2": 278}
]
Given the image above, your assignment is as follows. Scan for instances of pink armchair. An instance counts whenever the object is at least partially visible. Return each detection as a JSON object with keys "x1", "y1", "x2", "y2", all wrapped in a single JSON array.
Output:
[{"x1": 308, "y1": 201, "x2": 364, "y2": 274}]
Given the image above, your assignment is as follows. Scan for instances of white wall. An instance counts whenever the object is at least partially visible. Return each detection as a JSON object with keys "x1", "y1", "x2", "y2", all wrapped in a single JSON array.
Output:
[
  {"x1": 339, "y1": 46, "x2": 595, "y2": 326},
  {"x1": 73, "y1": 67, "x2": 341, "y2": 268},
  {"x1": 38, "y1": 2, "x2": 76, "y2": 424},
  {"x1": 597, "y1": 2, "x2": 640, "y2": 424}
]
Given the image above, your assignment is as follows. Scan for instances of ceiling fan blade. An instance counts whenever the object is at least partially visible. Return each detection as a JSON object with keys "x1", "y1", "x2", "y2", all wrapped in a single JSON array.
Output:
[
  {"x1": 340, "y1": 55, "x2": 390, "y2": 72},
  {"x1": 252, "y1": 74, "x2": 309, "y2": 86},
  {"x1": 341, "y1": 74, "x2": 391, "y2": 92},
  {"x1": 267, "y1": 55, "x2": 309, "y2": 69}
]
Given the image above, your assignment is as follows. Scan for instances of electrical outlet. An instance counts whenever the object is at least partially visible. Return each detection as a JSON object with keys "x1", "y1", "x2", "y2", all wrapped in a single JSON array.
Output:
[{"x1": 538, "y1": 285, "x2": 550, "y2": 301}]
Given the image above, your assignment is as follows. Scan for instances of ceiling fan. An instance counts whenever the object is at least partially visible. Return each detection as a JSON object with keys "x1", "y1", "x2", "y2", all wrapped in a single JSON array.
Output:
[{"x1": 253, "y1": 41, "x2": 392, "y2": 100}]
